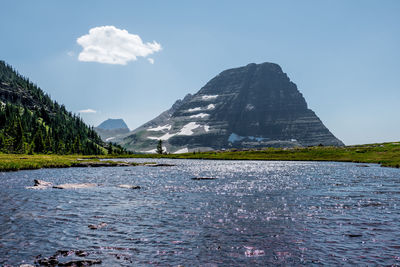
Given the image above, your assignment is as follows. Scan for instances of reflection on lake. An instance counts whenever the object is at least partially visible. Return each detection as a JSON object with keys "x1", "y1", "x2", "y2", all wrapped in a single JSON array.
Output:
[{"x1": 1, "y1": 159, "x2": 400, "y2": 266}]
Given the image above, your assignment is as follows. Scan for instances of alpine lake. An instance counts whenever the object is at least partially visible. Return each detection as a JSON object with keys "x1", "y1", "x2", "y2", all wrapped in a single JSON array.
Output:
[{"x1": 1, "y1": 158, "x2": 400, "y2": 266}]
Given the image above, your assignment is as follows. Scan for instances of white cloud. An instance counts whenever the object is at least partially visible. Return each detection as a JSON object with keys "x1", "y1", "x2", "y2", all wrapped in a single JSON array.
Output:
[
  {"x1": 77, "y1": 25, "x2": 161, "y2": 65},
  {"x1": 79, "y1": 109, "x2": 97, "y2": 114},
  {"x1": 147, "y1": 58, "x2": 155, "y2": 64}
]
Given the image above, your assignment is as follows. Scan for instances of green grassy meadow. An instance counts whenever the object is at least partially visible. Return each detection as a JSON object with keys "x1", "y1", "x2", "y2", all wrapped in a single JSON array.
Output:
[
  {"x1": 1, "y1": 142, "x2": 399, "y2": 172},
  {"x1": 0, "y1": 154, "x2": 140, "y2": 172}
]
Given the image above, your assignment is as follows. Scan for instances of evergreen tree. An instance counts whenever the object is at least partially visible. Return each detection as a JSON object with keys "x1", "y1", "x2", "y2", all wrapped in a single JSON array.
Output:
[
  {"x1": 57, "y1": 141, "x2": 66, "y2": 154},
  {"x1": 44, "y1": 130, "x2": 52, "y2": 153},
  {"x1": 107, "y1": 142, "x2": 113, "y2": 155},
  {"x1": 73, "y1": 136, "x2": 81, "y2": 154},
  {"x1": 32, "y1": 128, "x2": 45, "y2": 153},
  {"x1": 0, "y1": 133, "x2": 4, "y2": 151},
  {"x1": 14, "y1": 118, "x2": 24, "y2": 153},
  {"x1": 156, "y1": 140, "x2": 163, "y2": 154}
]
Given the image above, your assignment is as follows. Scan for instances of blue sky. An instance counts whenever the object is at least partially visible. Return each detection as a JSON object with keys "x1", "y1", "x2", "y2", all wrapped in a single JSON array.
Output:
[{"x1": 1, "y1": 0, "x2": 399, "y2": 145}]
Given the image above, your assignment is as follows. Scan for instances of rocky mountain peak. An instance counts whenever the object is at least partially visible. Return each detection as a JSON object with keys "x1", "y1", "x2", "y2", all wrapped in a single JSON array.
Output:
[
  {"x1": 121, "y1": 62, "x2": 343, "y2": 153},
  {"x1": 94, "y1": 118, "x2": 129, "y2": 142},
  {"x1": 97, "y1": 119, "x2": 129, "y2": 130}
]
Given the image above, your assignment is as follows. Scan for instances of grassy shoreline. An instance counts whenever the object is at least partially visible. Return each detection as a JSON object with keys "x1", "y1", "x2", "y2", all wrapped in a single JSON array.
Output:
[
  {"x1": 1, "y1": 142, "x2": 399, "y2": 172},
  {"x1": 0, "y1": 154, "x2": 146, "y2": 172},
  {"x1": 106, "y1": 142, "x2": 400, "y2": 168}
]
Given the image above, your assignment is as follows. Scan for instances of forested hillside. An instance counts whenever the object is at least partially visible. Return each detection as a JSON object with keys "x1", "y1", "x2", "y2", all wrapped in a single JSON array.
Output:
[{"x1": 0, "y1": 61, "x2": 108, "y2": 154}]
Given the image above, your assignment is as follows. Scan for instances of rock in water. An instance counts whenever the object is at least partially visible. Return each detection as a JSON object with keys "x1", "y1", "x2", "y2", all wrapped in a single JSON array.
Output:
[
  {"x1": 53, "y1": 183, "x2": 97, "y2": 189},
  {"x1": 117, "y1": 184, "x2": 141, "y2": 189},
  {"x1": 144, "y1": 163, "x2": 175, "y2": 167},
  {"x1": 34, "y1": 179, "x2": 52, "y2": 186},
  {"x1": 26, "y1": 179, "x2": 53, "y2": 189},
  {"x1": 121, "y1": 62, "x2": 344, "y2": 153},
  {"x1": 88, "y1": 222, "x2": 107, "y2": 230},
  {"x1": 191, "y1": 177, "x2": 217, "y2": 180}
]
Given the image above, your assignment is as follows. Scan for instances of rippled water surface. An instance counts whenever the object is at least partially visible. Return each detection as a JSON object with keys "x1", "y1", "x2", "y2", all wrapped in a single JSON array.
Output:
[{"x1": 1, "y1": 159, "x2": 400, "y2": 266}]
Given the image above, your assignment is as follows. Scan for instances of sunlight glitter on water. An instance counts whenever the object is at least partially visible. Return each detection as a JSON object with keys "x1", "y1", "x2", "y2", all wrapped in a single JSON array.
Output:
[{"x1": 1, "y1": 159, "x2": 400, "y2": 266}]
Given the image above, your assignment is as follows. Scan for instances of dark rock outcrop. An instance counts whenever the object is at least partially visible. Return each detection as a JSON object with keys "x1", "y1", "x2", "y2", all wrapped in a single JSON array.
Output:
[{"x1": 121, "y1": 62, "x2": 344, "y2": 153}]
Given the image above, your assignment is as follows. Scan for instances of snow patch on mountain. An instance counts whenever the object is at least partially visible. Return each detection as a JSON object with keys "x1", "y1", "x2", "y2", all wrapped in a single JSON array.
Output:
[
  {"x1": 147, "y1": 124, "x2": 171, "y2": 131},
  {"x1": 148, "y1": 132, "x2": 176, "y2": 141},
  {"x1": 207, "y1": 104, "x2": 215, "y2": 110},
  {"x1": 246, "y1": 104, "x2": 255, "y2": 111},
  {"x1": 174, "y1": 147, "x2": 189, "y2": 154},
  {"x1": 177, "y1": 122, "x2": 201, "y2": 136},
  {"x1": 202, "y1": 95, "x2": 218, "y2": 100},
  {"x1": 190, "y1": 113, "x2": 209, "y2": 118},
  {"x1": 188, "y1": 107, "x2": 202, "y2": 112}
]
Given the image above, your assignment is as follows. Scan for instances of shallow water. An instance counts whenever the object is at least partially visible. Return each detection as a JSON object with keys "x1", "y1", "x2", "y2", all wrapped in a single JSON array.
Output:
[{"x1": 1, "y1": 159, "x2": 400, "y2": 266}]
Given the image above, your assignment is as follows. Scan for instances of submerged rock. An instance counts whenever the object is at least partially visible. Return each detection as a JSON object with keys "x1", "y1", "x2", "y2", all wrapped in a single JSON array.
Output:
[
  {"x1": 88, "y1": 222, "x2": 108, "y2": 230},
  {"x1": 53, "y1": 183, "x2": 97, "y2": 189},
  {"x1": 35, "y1": 253, "x2": 101, "y2": 267},
  {"x1": 117, "y1": 184, "x2": 141, "y2": 189},
  {"x1": 191, "y1": 177, "x2": 217, "y2": 180},
  {"x1": 145, "y1": 163, "x2": 176, "y2": 167},
  {"x1": 244, "y1": 246, "x2": 265, "y2": 257},
  {"x1": 55, "y1": 250, "x2": 74, "y2": 257},
  {"x1": 75, "y1": 250, "x2": 88, "y2": 257},
  {"x1": 58, "y1": 259, "x2": 102, "y2": 266},
  {"x1": 36, "y1": 256, "x2": 59, "y2": 266},
  {"x1": 347, "y1": 234, "x2": 363, "y2": 238},
  {"x1": 27, "y1": 181, "x2": 142, "y2": 190}
]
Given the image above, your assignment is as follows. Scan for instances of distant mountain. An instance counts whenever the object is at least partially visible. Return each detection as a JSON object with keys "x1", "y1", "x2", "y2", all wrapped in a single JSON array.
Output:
[
  {"x1": 97, "y1": 118, "x2": 129, "y2": 130},
  {"x1": 94, "y1": 118, "x2": 130, "y2": 142},
  {"x1": 121, "y1": 62, "x2": 344, "y2": 153},
  {"x1": 0, "y1": 60, "x2": 105, "y2": 154}
]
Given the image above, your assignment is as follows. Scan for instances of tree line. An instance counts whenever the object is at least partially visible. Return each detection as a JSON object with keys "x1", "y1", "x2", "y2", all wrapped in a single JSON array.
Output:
[
  {"x1": 0, "y1": 102, "x2": 104, "y2": 154},
  {"x1": 0, "y1": 60, "x2": 128, "y2": 155}
]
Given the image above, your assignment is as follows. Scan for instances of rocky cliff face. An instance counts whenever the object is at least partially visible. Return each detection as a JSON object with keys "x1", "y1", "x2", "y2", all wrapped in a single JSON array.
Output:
[{"x1": 121, "y1": 62, "x2": 344, "y2": 153}]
